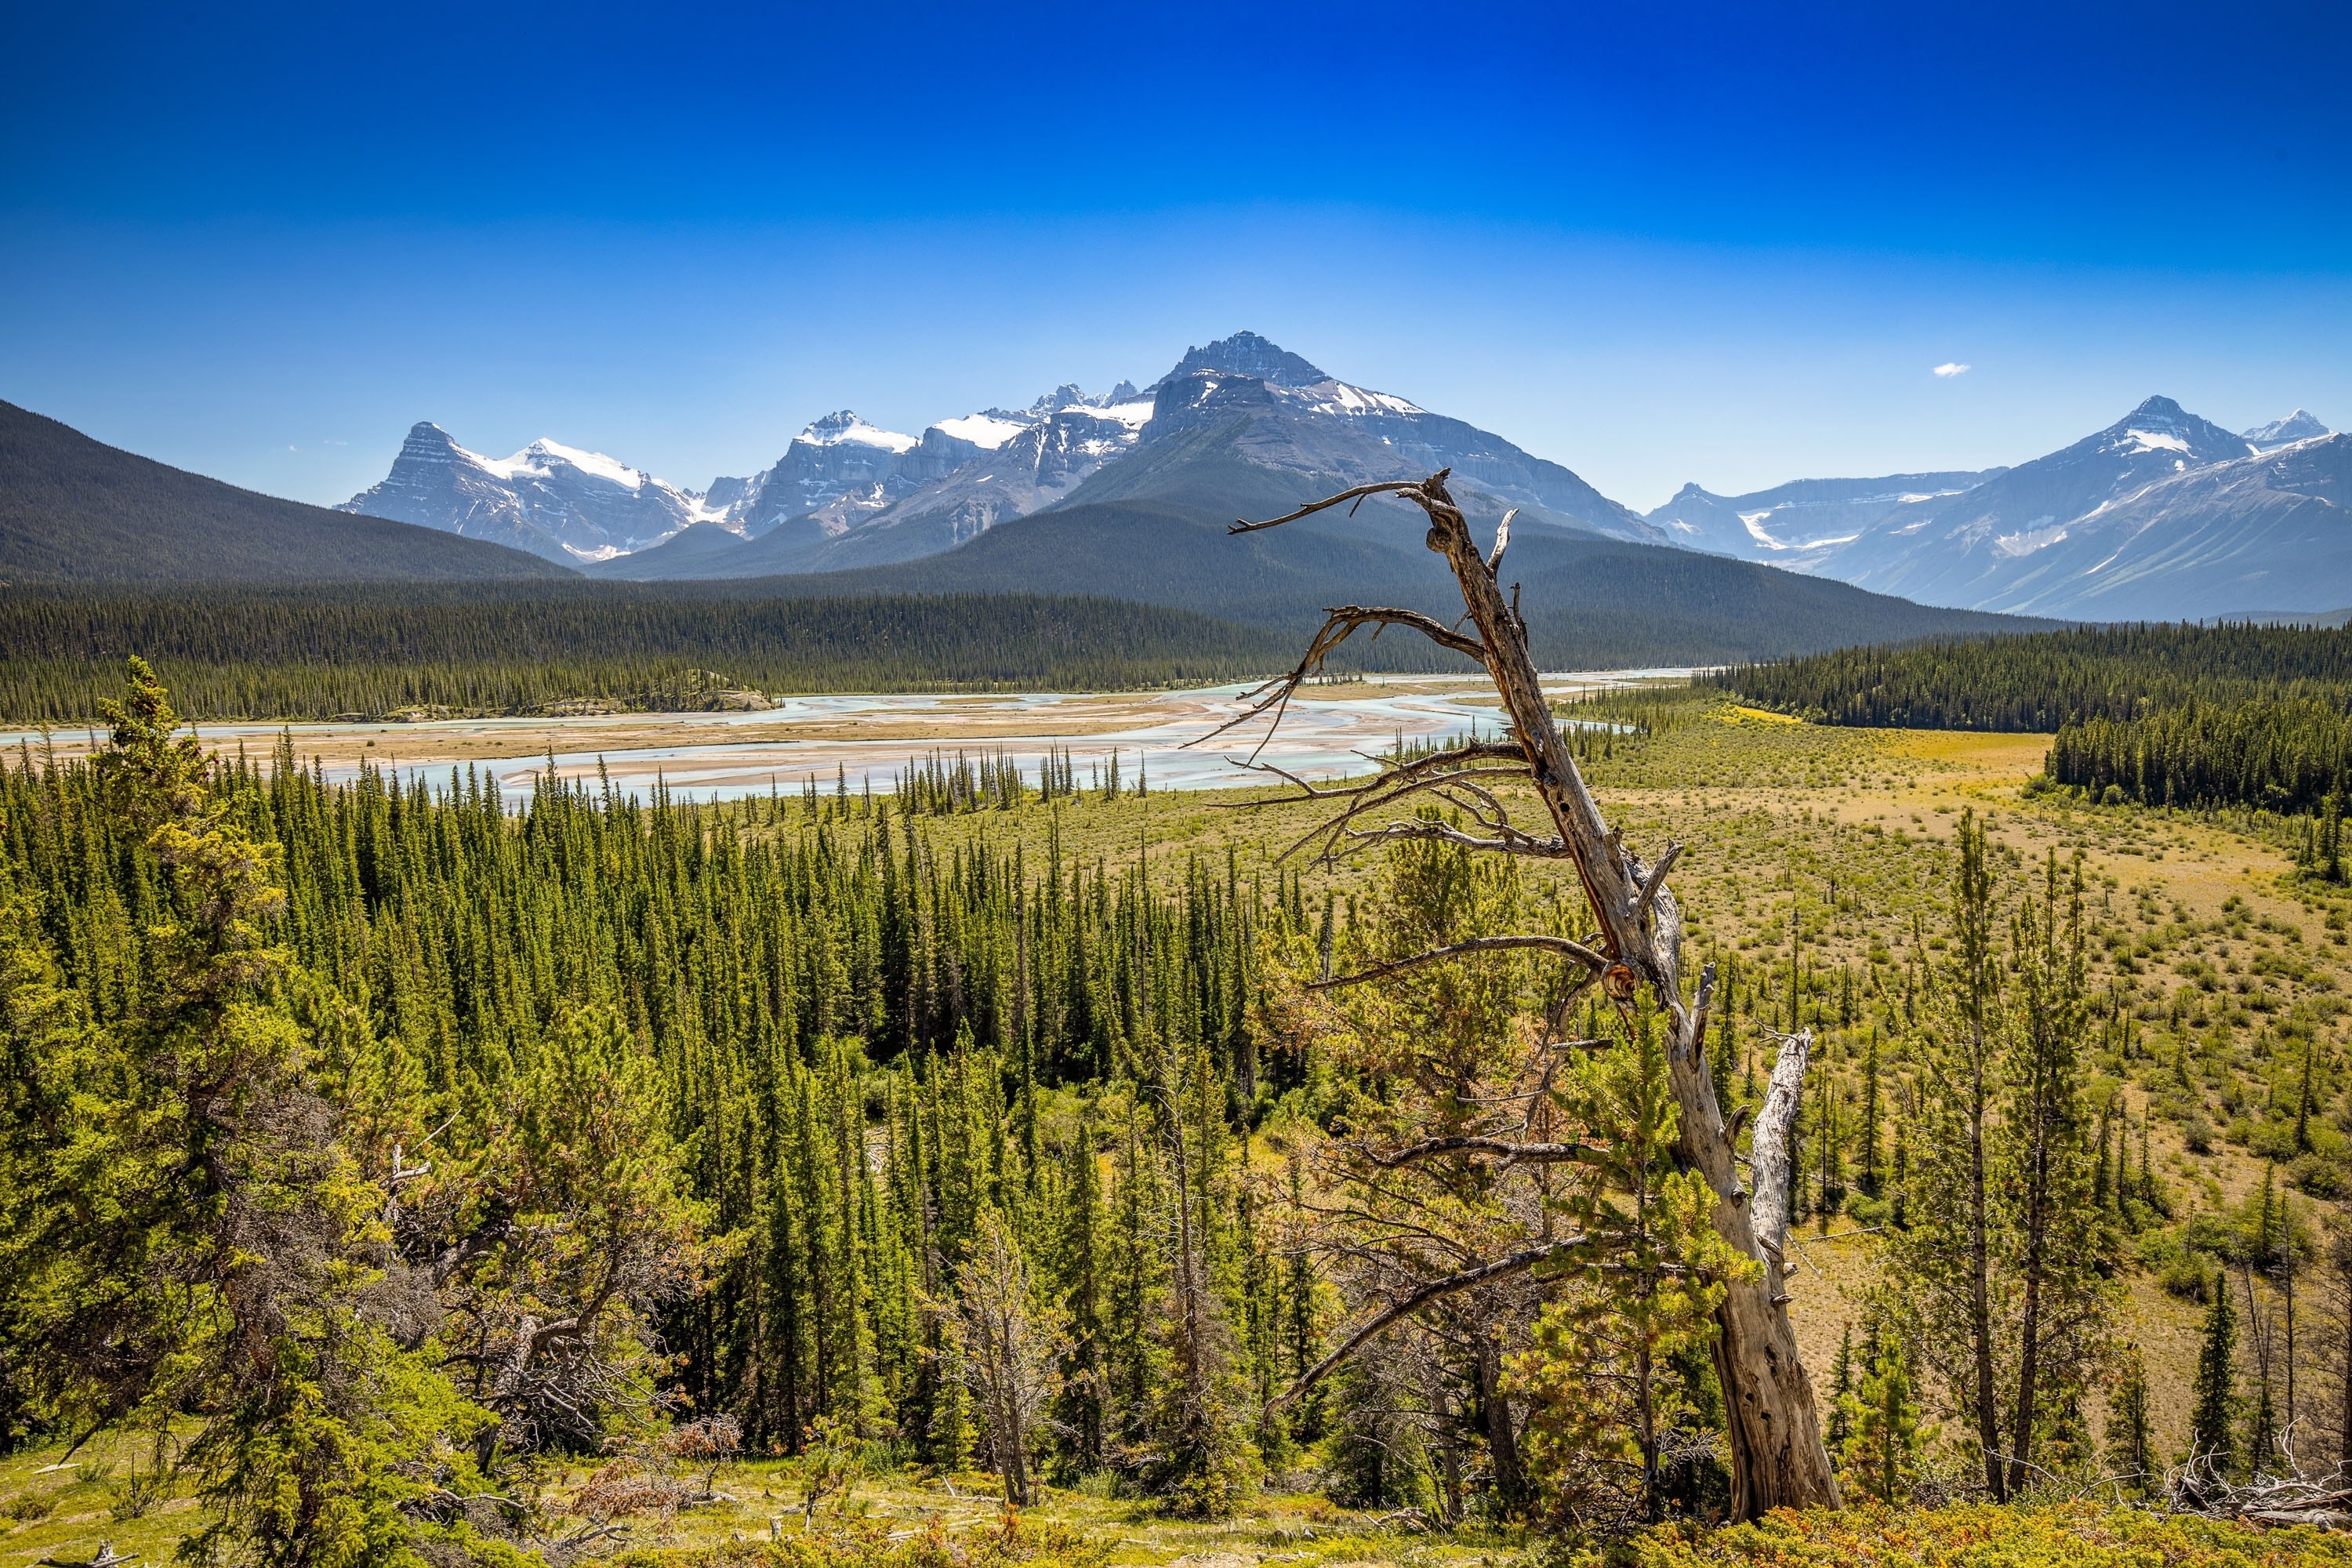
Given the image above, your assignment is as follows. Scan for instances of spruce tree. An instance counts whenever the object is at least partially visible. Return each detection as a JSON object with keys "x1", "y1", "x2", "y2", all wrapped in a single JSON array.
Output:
[
  {"x1": 2104, "y1": 1345, "x2": 2154, "y2": 1496},
  {"x1": 2189, "y1": 1266, "x2": 2239, "y2": 1479}
]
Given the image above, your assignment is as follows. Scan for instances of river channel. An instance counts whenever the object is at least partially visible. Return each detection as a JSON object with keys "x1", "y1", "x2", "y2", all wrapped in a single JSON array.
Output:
[{"x1": 5, "y1": 670, "x2": 1693, "y2": 808}]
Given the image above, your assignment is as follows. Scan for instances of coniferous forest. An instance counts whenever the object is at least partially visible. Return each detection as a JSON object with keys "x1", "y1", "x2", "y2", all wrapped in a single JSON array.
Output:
[
  {"x1": 1722, "y1": 622, "x2": 2352, "y2": 814},
  {"x1": 0, "y1": 587, "x2": 1309, "y2": 723}
]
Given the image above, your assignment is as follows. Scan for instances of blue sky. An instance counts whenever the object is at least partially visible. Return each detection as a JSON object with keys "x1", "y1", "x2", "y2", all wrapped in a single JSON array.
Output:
[{"x1": 4, "y1": 1, "x2": 2348, "y2": 511}]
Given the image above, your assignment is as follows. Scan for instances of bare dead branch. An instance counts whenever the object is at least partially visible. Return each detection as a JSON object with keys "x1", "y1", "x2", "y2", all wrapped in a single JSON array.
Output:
[
  {"x1": 1191, "y1": 604, "x2": 1486, "y2": 762},
  {"x1": 1486, "y1": 507, "x2": 1517, "y2": 574},
  {"x1": 1266, "y1": 1231, "x2": 1588, "y2": 1411},
  {"x1": 1631, "y1": 843, "x2": 1684, "y2": 932},
  {"x1": 1359, "y1": 1135, "x2": 1606, "y2": 1171},
  {"x1": 1312, "y1": 934, "x2": 1610, "y2": 992},
  {"x1": 1226, "y1": 477, "x2": 1441, "y2": 535}
]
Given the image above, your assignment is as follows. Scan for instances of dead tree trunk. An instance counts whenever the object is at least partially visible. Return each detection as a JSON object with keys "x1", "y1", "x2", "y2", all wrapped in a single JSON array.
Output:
[{"x1": 1224, "y1": 472, "x2": 1838, "y2": 1515}]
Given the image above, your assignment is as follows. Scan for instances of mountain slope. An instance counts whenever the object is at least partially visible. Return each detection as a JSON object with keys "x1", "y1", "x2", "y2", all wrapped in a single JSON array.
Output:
[
  {"x1": 1646, "y1": 470, "x2": 2002, "y2": 565},
  {"x1": 0, "y1": 401, "x2": 571, "y2": 584},
  {"x1": 1097, "y1": 333, "x2": 1666, "y2": 544},
  {"x1": 1823, "y1": 396, "x2": 2258, "y2": 608},
  {"x1": 690, "y1": 488, "x2": 2045, "y2": 667},
  {"x1": 1680, "y1": 396, "x2": 2344, "y2": 617},
  {"x1": 1950, "y1": 432, "x2": 2352, "y2": 619}
]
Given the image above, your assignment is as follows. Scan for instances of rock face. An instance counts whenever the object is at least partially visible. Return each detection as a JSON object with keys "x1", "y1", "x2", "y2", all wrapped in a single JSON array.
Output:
[
  {"x1": 339, "y1": 423, "x2": 717, "y2": 564},
  {"x1": 1128, "y1": 352, "x2": 1663, "y2": 544},
  {"x1": 674, "y1": 387, "x2": 1157, "y2": 575}
]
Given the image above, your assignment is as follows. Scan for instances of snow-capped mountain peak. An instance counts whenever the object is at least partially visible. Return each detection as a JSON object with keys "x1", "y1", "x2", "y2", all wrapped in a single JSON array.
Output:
[
  {"x1": 339, "y1": 422, "x2": 713, "y2": 564},
  {"x1": 2085, "y1": 396, "x2": 2253, "y2": 465},
  {"x1": 470, "y1": 437, "x2": 653, "y2": 492},
  {"x1": 2246, "y1": 408, "x2": 2334, "y2": 450},
  {"x1": 796, "y1": 411, "x2": 919, "y2": 454}
]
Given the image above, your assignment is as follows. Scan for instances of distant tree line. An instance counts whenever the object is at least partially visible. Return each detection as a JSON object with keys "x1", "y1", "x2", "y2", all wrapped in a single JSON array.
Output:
[
  {"x1": 1715, "y1": 622, "x2": 2352, "y2": 732},
  {"x1": 0, "y1": 585, "x2": 1297, "y2": 722},
  {"x1": 1717, "y1": 622, "x2": 2352, "y2": 814},
  {"x1": 2045, "y1": 697, "x2": 2352, "y2": 813}
]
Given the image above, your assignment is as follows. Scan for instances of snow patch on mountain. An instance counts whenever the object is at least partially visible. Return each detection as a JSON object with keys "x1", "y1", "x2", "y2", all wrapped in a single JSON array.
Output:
[
  {"x1": 797, "y1": 412, "x2": 920, "y2": 453},
  {"x1": 932, "y1": 413, "x2": 1030, "y2": 449}
]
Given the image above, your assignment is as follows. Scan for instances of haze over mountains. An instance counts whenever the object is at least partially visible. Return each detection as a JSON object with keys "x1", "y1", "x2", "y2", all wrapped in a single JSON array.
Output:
[
  {"x1": 343, "y1": 332, "x2": 2336, "y2": 622},
  {"x1": 1648, "y1": 397, "x2": 2345, "y2": 619}
]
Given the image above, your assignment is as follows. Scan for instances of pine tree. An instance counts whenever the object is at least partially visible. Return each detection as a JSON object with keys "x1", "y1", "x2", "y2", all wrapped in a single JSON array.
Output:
[{"x1": 1839, "y1": 1341, "x2": 1928, "y2": 1504}]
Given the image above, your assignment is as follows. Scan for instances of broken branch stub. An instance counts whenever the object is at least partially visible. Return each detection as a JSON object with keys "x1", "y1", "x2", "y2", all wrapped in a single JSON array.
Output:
[{"x1": 1748, "y1": 1030, "x2": 1813, "y2": 1272}]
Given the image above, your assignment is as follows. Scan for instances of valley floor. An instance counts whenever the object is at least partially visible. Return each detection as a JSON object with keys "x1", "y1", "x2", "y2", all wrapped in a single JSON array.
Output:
[{"x1": 13, "y1": 700, "x2": 2352, "y2": 1565}]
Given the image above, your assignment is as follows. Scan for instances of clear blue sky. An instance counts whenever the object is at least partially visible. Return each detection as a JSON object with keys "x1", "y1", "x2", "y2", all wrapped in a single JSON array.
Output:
[{"x1": 5, "y1": 1, "x2": 2348, "y2": 511}]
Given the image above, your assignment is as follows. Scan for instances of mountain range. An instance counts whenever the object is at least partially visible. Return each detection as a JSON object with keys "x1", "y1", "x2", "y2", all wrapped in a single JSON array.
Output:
[
  {"x1": 348, "y1": 332, "x2": 1668, "y2": 581},
  {"x1": 5, "y1": 331, "x2": 2338, "y2": 665},
  {"x1": 1647, "y1": 397, "x2": 2345, "y2": 619},
  {"x1": 344, "y1": 333, "x2": 2336, "y2": 622}
]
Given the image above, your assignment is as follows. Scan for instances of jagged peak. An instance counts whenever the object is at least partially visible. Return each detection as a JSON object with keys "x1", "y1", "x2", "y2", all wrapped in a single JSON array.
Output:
[
  {"x1": 1155, "y1": 331, "x2": 1328, "y2": 390},
  {"x1": 2122, "y1": 394, "x2": 2190, "y2": 426},
  {"x1": 2247, "y1": 408, "x2": 2332, "y2": 445}
]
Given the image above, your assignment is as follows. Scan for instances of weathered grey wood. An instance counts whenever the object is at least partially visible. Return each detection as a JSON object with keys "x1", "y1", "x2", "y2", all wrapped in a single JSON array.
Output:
[
  {"x1": 1749, "y1": 1031, "x2": 1813, "y2": 1269},
  {"x1": 1228, "y1": 471, "x2": 1838, "y2": 1516}
]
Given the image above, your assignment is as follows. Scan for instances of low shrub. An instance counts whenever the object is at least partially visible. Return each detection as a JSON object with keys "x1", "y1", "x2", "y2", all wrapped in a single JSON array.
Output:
[
  {"x1": 2292, "y1": 1151, "x2": 2350, "y2": 1197},
  {"x1": 1602, "y1": 1501, "x2": 2352, "y2": 1566},
  {"x1": 611, "y1": 1512, "x2": 1112, "y2": 1568}
]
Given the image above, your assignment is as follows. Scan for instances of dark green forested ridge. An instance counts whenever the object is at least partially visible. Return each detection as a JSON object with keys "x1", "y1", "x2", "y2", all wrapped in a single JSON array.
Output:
[
  {"x1": 1715, "y1": 622, "x2": 2352, "y2": 731},
  {"x1": 0, "y1": 397, "x2": 567, "y2": 583},
  {"x1": 0, "y1": 585, "x2": 1301, "y2": 721},
  {"x1": 1716, "y1": 622, "x2": 2352, "y2": 815},
  {"x1": 2042, "y1": 697, "x2": 2352, "y2": 815}
]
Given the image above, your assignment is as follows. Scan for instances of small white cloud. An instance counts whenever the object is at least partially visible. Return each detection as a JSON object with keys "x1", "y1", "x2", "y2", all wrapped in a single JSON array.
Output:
[{"x1": 1934, "y1": 361, "x2": 1972, "y2": 379}]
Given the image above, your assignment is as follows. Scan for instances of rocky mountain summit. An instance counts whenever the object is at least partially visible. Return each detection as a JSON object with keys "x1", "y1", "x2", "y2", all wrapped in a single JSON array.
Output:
[{"x1": 339, "y1": 423, "x2": 720, "y2": 562}]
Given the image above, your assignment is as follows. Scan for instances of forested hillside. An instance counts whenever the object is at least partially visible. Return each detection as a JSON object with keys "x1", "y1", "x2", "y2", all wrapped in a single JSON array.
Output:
[
  {"x1": 726, "y1": 496, "x2": 2042, "y2": 666},
  {"x1": 0, "y1": 586, "x2": 1298, "y2": 721}
]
